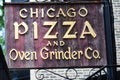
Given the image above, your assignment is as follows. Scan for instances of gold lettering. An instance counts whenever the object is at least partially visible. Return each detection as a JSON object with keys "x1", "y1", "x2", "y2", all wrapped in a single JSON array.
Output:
[
  {"x1": 41, "y1": 8, "x2": 44, "y2": 18},
  {"x1": 64, "y1": 47, "x2": 71, "y2": 60},
  {"x1": 50, "y1": 51, "x2": 55, "y2": 60},
  {"x1": 57, "y1": 50, "x2": 64, "y2": 59},
  {"x1": 9, "y1": 49, "x2": 18, "y2": 61},
  {"x1": 59, "y1": 41, "x2": 65, "y2": 46},
  {"x1": 30, "y1": 8, "x2": 38, "y2": 18},
  {"x1": 56, "y1": 8, "x2": 66, "y2": 17},
  {"x1": 67, "y1": 8, "x2": 76, "y2": 17},
  {"x1": 39, "y1": 47, "x2": 100, "y2": 60},
  {"x1": 19, "y1": 8, "x2": 28, "y2": 18},
  {"x1": 24, "y1": 52, "x2": 31, "y2": 60},
  {"x1": 77, "y1": 51, "x2": 83, "y2": 59},
  {"x1": 43, "y1": 21, "x2": 58, "y2": 39},
  {"x1": 46, "y1": 41, "x2": 52, "y2": 46},
  {"x1": 63, "y1": 21, "x2": 77, "y2": 38},
  {"x1": 78, "y1": 7, "x2": 88, "y2": 17},
  {"x1": 33, "y1": 22, "x2": 38, "y2": 39},
  {"x1": 9, "y1": 49, "x2": 37, "y2": 60},
  {"x1": 85, "y1": 47, "x2": 92, "y2": 59},
  {"x1": 92, "y1": 50, "x2": 100, "y2": 59},
  {"x1": 47, "y1": 8, "x2": 55, "y2": 18},
  {"x1": 53, "y1": 41, "x2": 58, "y2": 46},
  {"x1": 31, "y1": 51, "x2": 37, "y2": 60},
  {"x1": 46, "y1": 41, "x2": 65, "y2": 47},
  {"x1": 80, "y1": 21, "x2": 97, "y2": 38},
  {"x1": 71, "y1": 51, "x2": 78, "y2": 59},
  {"x1": 14, "y1": 22, "x2": 28, "y2": 39},
  {"x1": 19, "y1": 51, "x2": 25, "y2": 60},
  {"x1": 40, "y1": 47, "x2": 49, "y2": 59}
]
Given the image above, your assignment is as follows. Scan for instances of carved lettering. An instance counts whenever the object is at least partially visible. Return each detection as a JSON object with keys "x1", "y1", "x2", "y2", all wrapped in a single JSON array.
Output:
[
  {"x1": 43, "y1": 21, "x2": 58, "y2": 39},
  {"x1": 63, "y1": 21, "x2": 77, "y2": 38}
]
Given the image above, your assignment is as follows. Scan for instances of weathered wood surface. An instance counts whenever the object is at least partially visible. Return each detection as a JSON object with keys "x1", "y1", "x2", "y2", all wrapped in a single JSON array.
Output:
[{"x1": 5, "y1": 3, "x2": 107, "y2": 68}]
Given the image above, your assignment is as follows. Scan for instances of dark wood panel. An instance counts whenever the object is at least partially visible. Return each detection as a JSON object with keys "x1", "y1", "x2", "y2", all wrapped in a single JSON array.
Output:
[{"x1": 5, "y1": 3, "x2": 107, "y2": 68}]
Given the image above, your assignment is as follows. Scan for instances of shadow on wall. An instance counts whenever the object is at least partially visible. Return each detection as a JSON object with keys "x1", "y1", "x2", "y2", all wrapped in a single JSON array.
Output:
[
  {"x1": 0, "y1": 45, "x2": 30, "y2": 80},
  {"x1": 0, "y1": 46, "x2": 10, "y2": 80}
]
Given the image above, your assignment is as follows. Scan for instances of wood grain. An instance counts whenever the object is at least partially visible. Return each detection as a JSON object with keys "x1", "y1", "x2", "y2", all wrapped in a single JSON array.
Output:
[{"x1": 5, "y1": 3, "x2": 107, "y2": 68}]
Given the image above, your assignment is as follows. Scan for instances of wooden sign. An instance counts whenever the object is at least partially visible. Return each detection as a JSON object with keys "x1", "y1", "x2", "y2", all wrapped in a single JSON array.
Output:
[{"x1": 5, "y1": 3, "x2": 107, "y2": 68}]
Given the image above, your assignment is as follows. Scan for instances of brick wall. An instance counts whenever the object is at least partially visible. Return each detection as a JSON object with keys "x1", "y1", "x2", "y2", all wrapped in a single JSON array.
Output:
[
  {"x1": 112, "y1": 0, "x2": 120, "y2": 65},
  {"x1": 30, "y1": 68, "x2": 100, "y2": 80}
]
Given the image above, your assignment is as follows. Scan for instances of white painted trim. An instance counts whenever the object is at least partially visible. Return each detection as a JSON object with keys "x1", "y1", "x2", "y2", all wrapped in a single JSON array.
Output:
[{"x1": 5, "y1": 0, "x2": 11, "y2": 2}]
